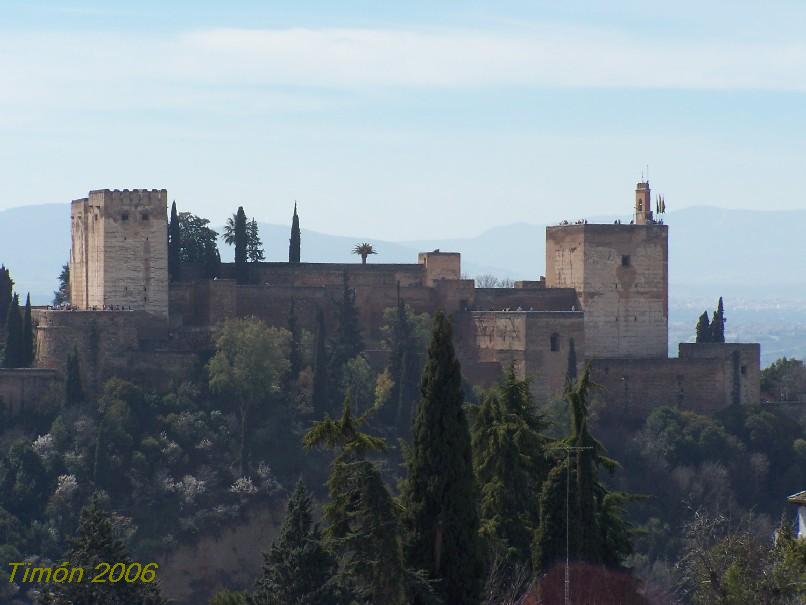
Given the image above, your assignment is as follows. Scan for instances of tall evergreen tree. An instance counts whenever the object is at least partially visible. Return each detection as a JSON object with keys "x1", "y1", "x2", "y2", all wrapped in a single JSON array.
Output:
[
  {"x1": 22, "y1": 293, "x2": 33, "y2": 367},
  {"x1": 532, "y1": 369, "x2": 634, "y2": 574},
  {"x1": 0, "y1": 265, "x2": 13, "y2": 324},
  {"x1": 168, "y1": 200, "x2": 181, "y2": 281},
  {"x1": 42, "y1": 497, "x2": 166, "y2": 604},
  {"x1": 329, "y1": 272, "x2": 364, "y2": 402},
  {"x1": 224, "y1": 206, "x2": 249, "y2": 283},
  {"x1": 567, "y1": 337, "x2": 578, "y2": 384},
  {"x1": 65, "y1": 346, "x2": 84, "y2": 406},
  {"x1": 711, "y1": 296, "x2": 726, "y2": 343},
  {"x1": 471, "y1": 366, "x2": 549, "y2": 568},
  {"x1": 289, "y1": 202, "x2": 301, "y2": 263},
  {"x1": 247, "y1": 218, "x2": 265, "y2": 262},
  {"x1": 178, "y1": 212, "x2": 221, "y2": 278},
  {"x1": 401, "y1": 311, "x2": 484, "y2": 605},
  {"x1": 695, "y1": 311, "x2": 711, "y2": 343},
  {"x1": 383, "y1": 289, "x2": 424, "y2": 438},
  {"x1": 249, "y1": 479, "x2": 339, "y2": 605},
  {"x1": 53, "y1": 263, "x2": 70, "y2": 305},
  {"x1": 311, "y1": 308, "x2": 331, "y2": 418},
  {"x1": 3, "y1": 293, "x2": 22, "y2": 368},
  {"x1": 287, "y1": 298, "x2": 303, "y2": 384},
  {"x1": 303, "y1": 397, "x2": 428, "y2": 604}
]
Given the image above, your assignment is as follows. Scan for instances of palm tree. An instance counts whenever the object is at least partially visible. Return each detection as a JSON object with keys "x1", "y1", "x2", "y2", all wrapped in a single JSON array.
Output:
[{"x1": 352, "y1": 242, "x2": 377, "y2": 264}]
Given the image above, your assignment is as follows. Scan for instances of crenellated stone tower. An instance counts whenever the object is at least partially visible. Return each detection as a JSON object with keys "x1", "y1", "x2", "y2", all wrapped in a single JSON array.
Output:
[
  {"x1": 545, "y1": 181, "x2": 668, "y2": 358},
  {"x1": 70, "y1": 189, "x2": 169, "y2": 317}
]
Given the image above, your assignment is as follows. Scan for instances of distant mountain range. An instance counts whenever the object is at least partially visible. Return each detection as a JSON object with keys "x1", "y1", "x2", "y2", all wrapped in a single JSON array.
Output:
[{"x1": 2, "y1": 203, "x2": 805, "y2": 364}]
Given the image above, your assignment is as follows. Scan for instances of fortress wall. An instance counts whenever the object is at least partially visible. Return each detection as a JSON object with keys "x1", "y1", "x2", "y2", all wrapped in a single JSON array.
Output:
[
  {"x1": 457, "y1": 311, "x2": 584, "y2": 402},
  {"x1": 524, "y1": 312, "x2": 586, "y2": 401},
  {"x1": 0, "y1": 369, "x2": 59, "y2": 417},
  {"x1": 418, "y1": 251, "x2": 461, "y2": 285},
  {"x1": 472, "y1": 287, "x2": 579, "y2": 312},
  {"x1": 546, "y1": 224, "x2": 668, "y2": 359},
  {"x1": 590, "y1": 357, "x2": 730, "y2": 418},
  {"x1": 679, "y1": 342, "x2": 761, "y2": 405},
  {"x1": 34, "y1": 310, "x2": 167, "y2": 393},
  {"x1": 212, "y1": 262, "x2": 425, "y2": 288}
]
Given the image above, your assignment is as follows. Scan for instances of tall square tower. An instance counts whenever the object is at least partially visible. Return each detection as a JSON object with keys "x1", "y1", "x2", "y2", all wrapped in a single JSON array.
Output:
[
  {"x1": 70, "y1": 189, "x2": 168, "y2": 318},
  {"x1": 545, "y1": 183, "x2": 668, "y2": 359}
]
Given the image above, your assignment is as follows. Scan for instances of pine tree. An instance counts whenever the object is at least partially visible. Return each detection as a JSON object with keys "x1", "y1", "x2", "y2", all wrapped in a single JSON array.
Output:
[
  {"x1": 42, "y1": 497, "x2": 166, "y2": 604},
  {"x1": 3, "y1": 293, "x2": 22, "y2": 368},
  {"x1": 168, "y1": 200, "x2": 181, "y2": 281},
  {"x1": 304, "y1": 398, "x2": 409, "y2": 605},
  {"x1": 401, "y1": 311, "x2": 484, "y2": 605},
  {"x1": 289, "y1": 202, "x2": 301, "y2": 263},
  {"x1": 249, "y1": 479, "x2": 338, "y2": 605},
  {"x1": 287, "y1": 298, "x2": 303, "y2": 385},
  {"x1": 532, "y1": 369, "x2": 634, "y2": 574},
  {"x1": 711, "y1": 296, "x2": 726, "y2": 343},
  {"x1": 22, "y1": 293, "x2": 33, "y2": 367},
  {"x1": 695, "y1": 311, "x2": 711, "y2": 343},
  {"x1": 53, "y1": 263, "x2": 70, "y2": 305},
  {"x1": 312, "y1": 308, "x2": 331, "y2": 418},
  {"x1": 65, "y1": 346, "x2": 84, "y2": 406},
  {"x1": 247, "y1": 218, "x2": 265, "y2": 262},
  {"x1": 0, "y1": 265, "x2": 14, "y2": 324},
  {"x1": 471, "y1": 366, "x2": 549, "y2": 567},
  {"x1": 329, "y1": 272, "x2": 364, "y2": 403},
  {"x1": 567, "y1": 337, "x2": 578, "y2": 384}
]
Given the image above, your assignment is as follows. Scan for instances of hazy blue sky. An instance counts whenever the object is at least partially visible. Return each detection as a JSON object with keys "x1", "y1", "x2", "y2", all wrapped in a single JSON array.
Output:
[{"x1": 2, "y1": 1, "x2": 805, "y2": 239}]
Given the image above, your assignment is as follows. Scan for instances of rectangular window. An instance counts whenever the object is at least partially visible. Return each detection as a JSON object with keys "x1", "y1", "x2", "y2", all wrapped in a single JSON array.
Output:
[{"x1": 621, "y1": 255, "x2": 631, "y2": 267}]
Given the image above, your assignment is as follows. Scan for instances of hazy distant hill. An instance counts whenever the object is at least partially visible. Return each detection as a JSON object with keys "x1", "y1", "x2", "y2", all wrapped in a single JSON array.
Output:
[{"x1": 2, "y1": 203, "x2": 805, "y2": 364}]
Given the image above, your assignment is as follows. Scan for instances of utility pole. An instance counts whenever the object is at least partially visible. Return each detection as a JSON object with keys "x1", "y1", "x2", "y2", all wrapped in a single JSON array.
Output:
[{"x1": 549, "y1": 444, "x2": 594, "y2": 605}]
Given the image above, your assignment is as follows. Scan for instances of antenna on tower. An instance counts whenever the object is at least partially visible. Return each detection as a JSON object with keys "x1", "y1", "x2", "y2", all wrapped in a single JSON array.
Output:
[{"x1": 646, "y1": 164, "x2": 649, "y2": 184}]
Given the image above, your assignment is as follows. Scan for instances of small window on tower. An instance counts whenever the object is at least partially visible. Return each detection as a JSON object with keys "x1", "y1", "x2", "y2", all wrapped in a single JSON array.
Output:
[
  {"x1": 622, "y1": 255, "x2": 631, "y2": 267},
  {"x1": 550, "y1": 333, "x2": 560, "y2": 352},
  {"x1": 121, "y1": 212, "x2": 129, "y2": 221},
  {"x1": 141, "y1": 212, "x2": 149, "y2": 220},
  {"x1": 637, "y1": 201, "x2": 643, "y2": 211}
]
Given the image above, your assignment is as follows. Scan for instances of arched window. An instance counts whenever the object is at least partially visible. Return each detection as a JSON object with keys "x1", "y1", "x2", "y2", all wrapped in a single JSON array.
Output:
[{"x1": 550, "y1": 333, "x2": 560, "y2": 352}]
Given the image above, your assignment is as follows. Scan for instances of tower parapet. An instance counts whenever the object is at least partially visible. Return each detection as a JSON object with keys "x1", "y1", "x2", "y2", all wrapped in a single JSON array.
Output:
[
  {"x1": 70, "y1": 189, "x2": 168, "y2": 318},
  {"x1": 634, "y1": 181, "x2": 654, "y2": 225}
]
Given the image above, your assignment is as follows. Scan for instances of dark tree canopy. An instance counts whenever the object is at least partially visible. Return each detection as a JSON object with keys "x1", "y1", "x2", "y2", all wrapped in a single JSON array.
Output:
[
  {"x1": 168, "y1": 200, "x2": 181, "y2": 281},
  {"x1": 224, "y1": 206, "x2": 249, "y2": 283},
  {"x1": 711, "y1": 296, "x2": 726, "y2": 343},
  {"x1": 177, "y1": 212, "x2": 221, "y2": 277},
  {"x1": 22, "y1": 293, "x2": 33, "y2": 367},
  {"x1": 53, "y1": 263, "x2": 70, "y2": 305},
  {"x1": 247, "y1": 218, "x2": 265, "y2": 263},
  {"x1": 695, "y1": 311, "x2": 711, "y2": 343},
  {"x1": 311, "y1": 308, "x2": 331, "y2": 418},
  {"x1": 328, "y1": 273, "x2": 364, "y2": 404},
  {"x1": 3, "y1": 293, "x2": 22, "y2": 368},
  {"x1": 0, "y1": 265, "x2": 14, "y2": 326},
  {"x1": 401, "y1": 311, "x2": 484, "y2": 605},
  {"x1": 289, "y1": 202, "x2": 301, "y2": 264},
  {"x1": 65, "y1": 346, "x2": 84, "y2": 406},
  {"x1": 249, "y1": 479, "x2": 338, "y2": 605}
]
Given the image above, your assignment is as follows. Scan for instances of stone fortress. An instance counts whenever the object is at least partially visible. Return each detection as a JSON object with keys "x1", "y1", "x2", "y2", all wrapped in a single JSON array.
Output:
[{"x1": 1, "y1": 182, "x2": 760, "y2": 417}]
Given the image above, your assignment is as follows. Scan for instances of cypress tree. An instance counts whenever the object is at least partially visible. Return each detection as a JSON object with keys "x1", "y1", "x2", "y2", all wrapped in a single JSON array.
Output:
[
  {"x1": 168, "y1": 200, "x2": 181, "y2": 281},
  {"x1": 249, "y1": 479, "x2": 338, "y2": 605},
  {"x1": 383, "y1": 289, "x2": 423, "y2": 438},
  {"x1": 329, "y1": 272, "x2": 364, "y2": 401},
  {"x1": 3, "y1": 293, "x2": 22, "y2": 368},
  {"x1": 695, "y1": 311, "x2": 711, "y2": 343},
  {"x1": 401, "y1": 311, "x2": 484, "y2": 605},
  {"x1": 65, "y1": 347, "x2": 84, "y2": 406},
  {"x1": 231, "y1": 206, "x2": 248, "y2": 283},
  {"x1": 0, "y1": 265, "x2": 13, "y2": 325},
  {"x1": 567, "y1": 337, "x2": 578, "y2": 384},
  {"x1": 289, "y1": 202, "x2": 301, "y2": 263},
  {"x1": 711, "y1": 296, "x2": 726, "y2": 343},
  {"x1": 22, "y1": 293, "x2": 33, "y2": 367},
  {"x1": 287, "y1": 299, "x2": 303, "y2": 385},
  {"x1": 42, "y1": 497, "x2": 166, "y2": 604},
  {"x1": 471, "y1": 366, "x2": 549, "y2": 568},
  {"x1": 311, "y1": 308, "x2": 330, "y2": 418}
]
